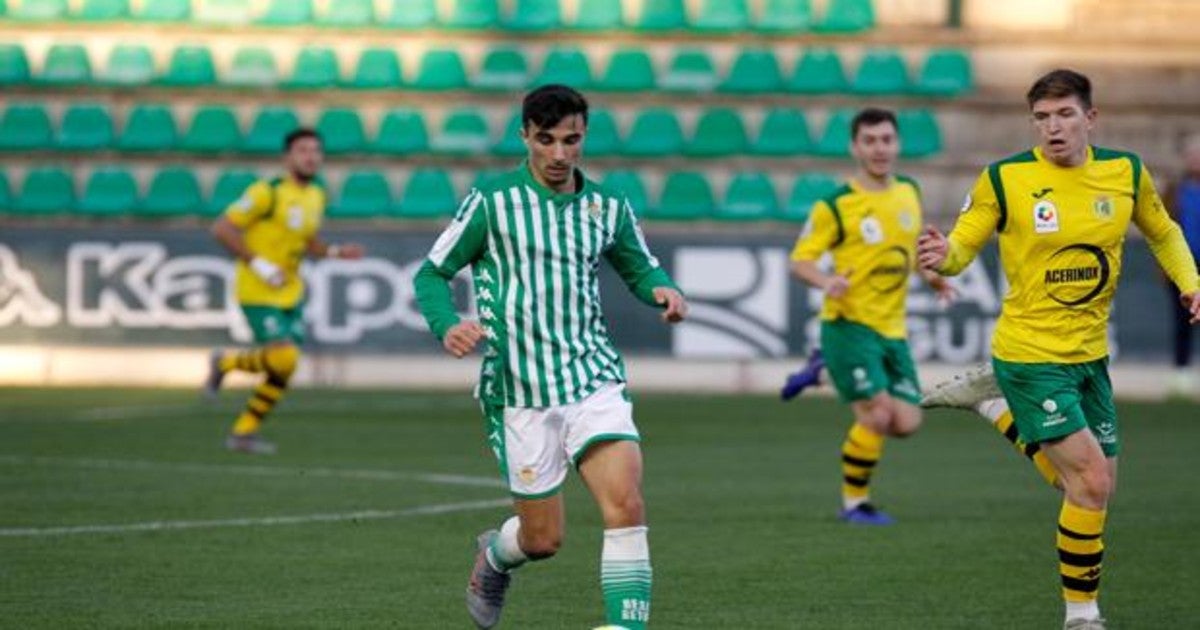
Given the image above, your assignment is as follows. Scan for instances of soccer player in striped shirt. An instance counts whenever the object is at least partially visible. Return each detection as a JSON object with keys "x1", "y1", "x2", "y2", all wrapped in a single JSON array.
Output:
[{"x1": 414, "y1": 84, "x2": 687, "y2": 629}]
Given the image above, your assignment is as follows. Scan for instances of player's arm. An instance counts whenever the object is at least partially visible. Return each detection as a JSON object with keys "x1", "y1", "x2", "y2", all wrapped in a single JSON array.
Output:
[
  {"x1": 1131, "y1": 166, "x2": 1200, "y2": 322},
  {"x1": 604, "y1": 199, "x2": 687, "y2": 323},
  {"x1": 918, "y1": 172, "x2": 1000, "y2": 276},
  {"x1": 414, "y1": 190, "x2": 490, "y2": 354},
  {"x1": 789, "y1": 201, "x2": 847, "y2": 297},
  {"x1": 211, "y1": 181, "x2": 287, "y2": 287}
]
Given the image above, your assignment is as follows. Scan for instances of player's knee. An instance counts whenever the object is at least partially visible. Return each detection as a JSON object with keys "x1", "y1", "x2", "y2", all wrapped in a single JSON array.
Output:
[
  {"x1": 602, "y1": 489, "x2": 645, "y2": 528},
  {"x1": 521, "y1": 532, "x2": 563, "y2": 560},
  {"x1": 1078, "y1": 464, "x2": 1113, "y2": 504},
  {"x1": 265, "y1": 343, "x2": 300, "y2": 381}
]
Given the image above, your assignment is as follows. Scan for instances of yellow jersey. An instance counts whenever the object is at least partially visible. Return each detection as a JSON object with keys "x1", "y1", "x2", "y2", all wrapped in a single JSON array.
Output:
[
  {"x1": 791, "y1": 176, "x2": 923, "y2": 339},
  {"x1": 224, "y1": 176, "x2": 327, "y2": 308},
  {"x1": 941, "y1": 146, "x2": 1200, "y2": 363}
]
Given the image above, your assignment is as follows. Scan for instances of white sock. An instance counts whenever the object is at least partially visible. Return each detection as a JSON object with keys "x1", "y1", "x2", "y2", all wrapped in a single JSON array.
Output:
[
  {"x1": 842, "y1": 496, "x2": 869, "y2": 511},
  {"x1": 1065, "y1": 600, "x2": 1101, "y2": 622},
  {"x1": 486, "y1": 516, "x2": 527, "y2": 573},
  {"x1": 975, "y1": 398, "x2": 1007, "y2": 423}
]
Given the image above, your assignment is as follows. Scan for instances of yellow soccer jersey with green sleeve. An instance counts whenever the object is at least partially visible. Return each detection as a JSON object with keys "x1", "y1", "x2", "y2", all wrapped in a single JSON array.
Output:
[
  {"x1": 940, "y1": 146, "x2": 1200, "y2": 363},
  {"x1": 224, "y1": 177, "x2": 326, "y2": 308},
  {"x1": 790, "y1": 176, "x2": 923, "y2": 339}
]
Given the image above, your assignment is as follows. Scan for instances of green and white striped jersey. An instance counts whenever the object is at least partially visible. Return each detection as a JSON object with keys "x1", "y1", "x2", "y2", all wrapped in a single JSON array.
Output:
[{"x1": 414, "y1": 163, "x2": 677, "y2": 408}]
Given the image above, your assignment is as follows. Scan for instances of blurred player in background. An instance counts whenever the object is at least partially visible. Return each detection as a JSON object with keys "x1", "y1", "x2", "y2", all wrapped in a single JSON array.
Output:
[
  {"x1": 205, "y1": 128, "x2": 364, "y2": 454},
  {"x1": 788, "y1": 107, "x2": 954, "y2": 525}
]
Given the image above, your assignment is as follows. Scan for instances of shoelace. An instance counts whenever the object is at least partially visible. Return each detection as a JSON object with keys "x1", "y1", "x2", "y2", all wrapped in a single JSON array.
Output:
[{"x1": 475, "y1": 567, "x2": 510, "y2": 605}]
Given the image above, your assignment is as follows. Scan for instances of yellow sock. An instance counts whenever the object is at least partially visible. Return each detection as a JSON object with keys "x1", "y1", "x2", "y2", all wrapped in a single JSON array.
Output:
[
  {"x1": 841, "y1": 423, "x2": 884, "y2": 506},
  {"x1": 219, "y1": 348, "x2": 269, "y2": 374},
  {"x1": 993, "y1": 410, "x2": 1059, "y2": 488},
  {"x1": 228, "y1": 345, "x2": 299, "y2": 436},
  {"x1": 1058, "y1": 501, "x2": 1106, "y2": 603}
]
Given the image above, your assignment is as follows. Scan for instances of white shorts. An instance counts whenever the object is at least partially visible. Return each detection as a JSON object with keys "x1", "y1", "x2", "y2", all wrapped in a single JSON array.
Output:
[{"x1": 492, "y1": 382, "x2": 639, "y2": 498}]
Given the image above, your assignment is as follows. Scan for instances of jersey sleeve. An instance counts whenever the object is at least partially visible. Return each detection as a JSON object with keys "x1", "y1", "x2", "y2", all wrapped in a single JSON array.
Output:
[
  {"x1": 604, "y1": 198, "x2": 678, "y2": 307},
  {"x1": 939, "y1": 170, "x2": 1001, "y2": 275},
  {"x1": 789, "y1": 200, "x2": 838, "y2": 262},
  {"x1": 1133, "y1": 166, "x2": 1200, "y2": 293},
  {"x1": 223, "y1": 180, "x2": 274, "y2": 228},
  {"x1": 414, "y1": 189, "x2": 490, "y2": 340}
]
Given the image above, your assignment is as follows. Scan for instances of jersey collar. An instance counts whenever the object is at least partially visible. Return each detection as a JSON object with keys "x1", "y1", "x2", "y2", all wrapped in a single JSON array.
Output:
[
  {"x1": 1033, "y1": 145, "x2": 1094, "y2": 169},
  {"x1": 519, "y1": 160, "x2": 592, "y2": 205}
]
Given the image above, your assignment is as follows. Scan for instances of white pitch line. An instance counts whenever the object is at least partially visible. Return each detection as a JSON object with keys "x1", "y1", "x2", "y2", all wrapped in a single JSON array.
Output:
[
  {"x1": 0, "y1": 455, "x2": 506, "y2": 489},
  {"x1": 0, "y1": 498, "x2": 512, "y2": 538}
]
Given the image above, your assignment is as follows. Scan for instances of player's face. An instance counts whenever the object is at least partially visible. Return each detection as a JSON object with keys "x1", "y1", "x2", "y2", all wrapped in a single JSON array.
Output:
[
  {"x1": 850, "y1": 121, "x2": 900, "y2": 179},
  {"x1": 1030, "y1": 96, "x2": 1095, "y2": 167},
  {"x1": 1183, "y1": 141, "x2": 1200, "y2": 176},
  {"x1": 522, "y1": 114, "x2": 585, "y2": 191},
  {"x1": 286, "y1": 137, "x2": 324, "y2": 181}
]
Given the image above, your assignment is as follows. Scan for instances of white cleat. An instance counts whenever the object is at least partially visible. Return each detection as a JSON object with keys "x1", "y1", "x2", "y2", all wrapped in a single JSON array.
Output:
[{"x1": 921, "y1": 363, "x2": 1004, "y2": 409}]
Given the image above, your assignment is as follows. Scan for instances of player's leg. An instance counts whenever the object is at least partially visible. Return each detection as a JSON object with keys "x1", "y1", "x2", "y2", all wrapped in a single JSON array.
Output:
[
  {"x1": 781, "y1": 346, "x2": 826, "y2": 400},
  {"x1": 881, "y1": 336, "x2": 923, "y2": 437},
  {"x1": 223, "y1": 307, "x2": 302, "y2": 454}
]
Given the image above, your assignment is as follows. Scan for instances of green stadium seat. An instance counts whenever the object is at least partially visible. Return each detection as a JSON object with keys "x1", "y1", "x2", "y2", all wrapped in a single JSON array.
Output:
[
  {"x1": 756, "y1": 0, "x2": 813, "y2": 32},
  {"x1": 258, "y1": 0, "x2": 312, "y2": 25},
  {"x1": 584, "y1": 108, "x2": 621, "y2": 156},
  {"x1": 137, "y1": 0, "x2": 189, "y2": 21},
  {"x1": 447, "y1": 0, "x2": 498, "y2": 28},
  {"x1": 372, "y1": 108, "x2": 428, "y2": 155},
  {"x1": 432, "y1": 109, "x2": 489, "y2": 154},
  {"x1": 0, "y1": 1, "x2": 5, "y2": 17},
  {"x1": 195, "y1": 0, "x2": 253, "y2": 25},
  {"x1": 504, "y1": 0, "x2": 561, "y2": 31},
  {"x1": 914, "y1": 48, "x2": 973, "y2": 96},
  {"x1": 719, "y1": 49, "x2": 783, "y2": 93},
  {"x1": 624, "y1": 109, "x2": 683, "y2": 157},
  {"x1": 15, "y1": 167, "x2": 74, "y2": 215},
  {"x1": 653, "y1": 172, "x2": 713, "y2": 220},
  {"x1": 661, "y1": 49, "x2": 717, "y2": 92},
  {"x1": 473, "y1": 48, "x2": 528, "y2": 91},
  {"x1": 492, "y1": 112, "x2": 525, "y2": 157},
  {"x1": 788, "y1": 47, "x2": 846, "y2": 93},
  {"x1": 596, "y1": 48, "x2": 655, "y2": 92},
  {"x1": 694, "y1": 0, "x2": 749, "y2": 32},
  {"x1": 286, "y1": 47, "x2": 339, "y2": 89},
  {"x1": 0, "y1": 44, "x2": 31, "y2": 85},
  {"x1": 181, "y1": 105, "x2": 242, "y2": 153},
  {"x1": 637, "y1": 0, "x2": 686, "y2": 31},
  {"x1": 207, "y1": 169, "x2": 258, "y2": 215},
  {"x1": 898, "y1": 109, "x2": 942, "y2": 157},
  {"x1": 686, "y1": 108, "x2": 747, "y2": 157},
  {"x1": 533, "y1": 47, "x2": 591, "y2": 89},
  {"x1": 0, "y1": 103, "x2": 53, "y2": 151},
  {"x1": 347, "y1": 48, "x2": 402, "y2": 89},
  {"x1": 319, "y1": 0, "x2": 374, "y2": 26},
  {"x1": 161, "y1": 46, "x2": 216, "y2": 86},
  {"x1": 14, "y1": 0, "x2": 66, "y2": 19},
  {"x1": 0, "y1": 170, "x2": 11, "y2": 211},
  {"x1": 78, "y1": 0, "x2": 129, "y2": 20},
  {"x1": 851, "y1": 48, "x2": 908, "y2": 94},
  {"x1": 334, "y1": 170, "x2": 392, "y2": 218},
  {"x1": 601, "y1": 170, "x2": 648, "y2": 213},
  {"x1": 398, "y1": 168, "x2": 457, "y2": 218},
  {"x1": 58, "y1": 103, "x2": 113, "y2": 151},
  {"x1": 412, "y1": 49, "x2": 467, "y2": 90},
  {"x1": 38, "y1": 44, "x2": 91, "y2": 85},
  {"x1": 782, "y1": 172, "x2": 839, "y2": 222},
  {"x1": 384, "y1": 0, "x2": 437, "y2": 28},
  {"x1": 141, "y1": 167, "x2": 201, "y2": 217},
  {"x1": 78, "y1": 167, "x2": 138, "y2": 216},
  {"x1": 813, "y1": 109, "x2": 853, "y2": 157},
  {"x1": 100, "y1": 45, "x2": 154, "y2": 86},
  {"x1": 471, "y1": 169, "x2": 504, "y2": 192},
  {"x1": 243, "y1": 107, "x2": 300, "y2": 154},
  {"x1": 752, "y1": 107, "x2": 811, "y2": 156},
  {"x1": 718, "y1": 172, "x2": 778, "y2": 220},
  {"x1": 118, "y1": 104, "x2": 176, "y2": 152},
  {"x1": 315, "y1": 108, "x2": 365, "y2": 154},
  {"x1": 224, "y1": 47, "x2": 279, "y2": 87},
  {"x1": 815, "y1": 0, "x2": 874, "y2": 33},
  {"x1": 570, "y1": 0, "x2": 623, "y2": 29}
]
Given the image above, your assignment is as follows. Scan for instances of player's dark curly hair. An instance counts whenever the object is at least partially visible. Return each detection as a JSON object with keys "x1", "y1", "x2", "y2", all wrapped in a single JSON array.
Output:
[
  {"x1": 522, "y1": 84, "x2": 589, "y2": 131},
  {"x1": 850, "y1": 107, "x2": 898, "y2": 139},
  {"x1": 283, "y1": 128, "x2": 322, "y2": 152},
  {"x1": 1027, "y1": 69, "x2": 1093, "y2": 110}
]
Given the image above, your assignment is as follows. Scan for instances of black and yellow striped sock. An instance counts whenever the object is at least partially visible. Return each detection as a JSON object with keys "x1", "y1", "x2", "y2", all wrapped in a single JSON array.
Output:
[
  {"x1": 231, "y1": 375, "x2": 288, "y2": 436},
  {"x1": 219, "y1": 348, "x2": 269, "y2": 374},
  {"x1": 1058, "y1": 501, "x2": 1106, "y2": 605},
  {"x1": 992, "y1": 409, "x2": 1059, "y2": 488},
  {"x1": 841, "y1": 423, "x2": 884, "y2": 507}
]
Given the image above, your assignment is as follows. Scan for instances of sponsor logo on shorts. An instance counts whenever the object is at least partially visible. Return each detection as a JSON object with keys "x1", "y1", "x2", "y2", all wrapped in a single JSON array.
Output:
[
  {"x1": 517, "y1": 466, "x2": 537, "y2": 485},
  {"x1": 853, "y1": 367, "x2": 873, "y2": 392},
  {"x1": 1042, "y1": 413, "x2": 1068, "y2": 428},
  {"x1": 1042, "y1": 399, "x2": 1058, "y2": 413}
]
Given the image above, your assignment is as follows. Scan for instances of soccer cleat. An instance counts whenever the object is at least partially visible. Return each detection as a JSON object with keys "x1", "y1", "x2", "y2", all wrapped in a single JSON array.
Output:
[
  {"x1": 781, "y1": 348, "x2": 825, "y2": 401},
  {"x1": 224, "y1": 433, "x2": 277, "y2": 455},
  {"x1": 203, "y1": 349, "x2": 225, "y2": 400},
  {"x1": 920, "y1": 363, "x2": 1003, "y2": 409},
  {"x1": 839, "y1": 503, "x2": 895, "y2": 525},
  {"x1": 466, "y1": 530, "x2": 511, "y2": 629},
  {"x1": 1064, "y1": 617, "x2": 1106, "y2": 630}
]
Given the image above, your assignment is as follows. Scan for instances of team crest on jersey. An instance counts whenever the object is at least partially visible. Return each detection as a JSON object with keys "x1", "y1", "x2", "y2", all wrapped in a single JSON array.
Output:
[
  {"x1": 859, "y1": 216, "x2": 884, "y2": 244},
  {"x1": 286, "y1": 205, "x2": 305, "y2": 230},
  {"x1": 1033, "y1": 200, "x2": 1060, "y2": 233},
  {"x1": 1093, "y1": 196, "x2": 1114, "y2": 220},
  {"x1": 587, "y1": 201, "x2": 602, "y2": 219}
]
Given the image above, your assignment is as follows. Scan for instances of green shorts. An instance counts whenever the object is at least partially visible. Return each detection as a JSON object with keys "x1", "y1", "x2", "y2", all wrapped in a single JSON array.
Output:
[
  {"x1": 241, "y1": 305, "x2": 306, "y2": 345},
  {"x1": 992, "y1": 357, "x2": 1119, "y2": 456},
  {"x1": 820, "y1": 319, "x2": 921, "y2": 404}
]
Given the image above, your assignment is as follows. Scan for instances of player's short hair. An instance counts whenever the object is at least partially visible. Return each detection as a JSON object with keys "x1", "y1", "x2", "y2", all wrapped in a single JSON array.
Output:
[
  {"x1": 522, "y1": 84, "x2": 589, "y2": 131},
  {"x1": 1026, "y1": 69, "x2": 1093, "y2": 110},
  {"x1": 850, "y1": 107, "x2": 898, "y2": 139},
  {"x1": 283, "y1": 128, "x2": 322, "y2": 152}
]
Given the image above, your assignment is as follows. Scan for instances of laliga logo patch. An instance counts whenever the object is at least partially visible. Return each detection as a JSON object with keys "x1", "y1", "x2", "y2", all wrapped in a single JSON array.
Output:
[
  {"x1": 1033, "y1": 200, "x2": 1059, "y2": 234},
  {"x1": 588, "y1": 201, "x2": 602, "y2": 220}
]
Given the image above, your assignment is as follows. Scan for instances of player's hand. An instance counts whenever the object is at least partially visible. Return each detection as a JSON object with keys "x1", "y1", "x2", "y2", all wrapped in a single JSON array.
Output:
[
  {"x1": 443, "y1": 320, "x2": 485, "y2": 358},
  {"x1": 249, "y1": 256, "x2": 285, "y2": 288},
  {"x1": 916, "y1": 225, "x2": 949, "y2": 271},
  {"x1": 923, "y1": 271, "x2": 958, "y2": 307},
  {"x1": 1182, "y1": 291, "x2": 1200, "y2": 324},
  {"x1": 653, "y1": 287, "x2": 688, "y2": 323},
  {"x1": 824, "y1": 274, "x2": 850, "y2": 299},
  {"x1": 330, "y1": 243, "x2": 366, "y2": 260}
]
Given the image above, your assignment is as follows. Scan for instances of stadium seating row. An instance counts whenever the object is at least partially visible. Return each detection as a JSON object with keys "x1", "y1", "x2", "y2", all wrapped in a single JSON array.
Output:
[
  {"x1": 0, "y1": 43, "x2": 972, "y2": 96},
  {"x1": 0, "y1": 102, "x2": 943, "y2": 157},
  {"x1": 0, "y1": 166, "x2": 840, "y2": 222},
  {"x1": 4, "y1": 0, "x2": 876, "y2": 34}
]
